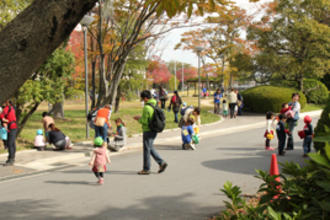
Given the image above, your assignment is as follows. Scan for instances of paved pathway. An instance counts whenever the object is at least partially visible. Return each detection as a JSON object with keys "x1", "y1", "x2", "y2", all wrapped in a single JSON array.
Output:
[{"x1": 0, "y1": 112, "x2": 321, "y2": 220}]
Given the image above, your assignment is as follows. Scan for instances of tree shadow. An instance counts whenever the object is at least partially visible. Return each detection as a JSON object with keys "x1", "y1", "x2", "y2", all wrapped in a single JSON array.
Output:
[
  {"x1": 0, "y1": 193, "x2": 223, "y2": 220},
  {"x1": 61, "y1": 169, "x2": 144, "y2": 175},
  {"x1": 154, "y1": 144, "x2": 181, "y2": 151},
  {"x1": 45, "y1": 180, "x2": 95, "y2": 185}
]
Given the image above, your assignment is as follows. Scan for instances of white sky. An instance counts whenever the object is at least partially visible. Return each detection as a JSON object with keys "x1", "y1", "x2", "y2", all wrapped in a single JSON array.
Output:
[{"x1": 154, "y1": 0, "x2": 269, "y2": 67}]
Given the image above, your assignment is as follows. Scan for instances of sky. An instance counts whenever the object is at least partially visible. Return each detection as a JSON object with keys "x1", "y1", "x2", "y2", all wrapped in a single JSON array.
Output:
[{"x1": 153, "y1": 0, "x2": 269, "y2": 67}]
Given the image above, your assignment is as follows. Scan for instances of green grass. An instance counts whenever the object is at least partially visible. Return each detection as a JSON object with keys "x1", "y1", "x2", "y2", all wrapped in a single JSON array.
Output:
[
  {"x1": 18, "y1": 99, "x2": 220, "y2": 146},
  {"x1": 301, "y1": 103, "x2": 325, "y2": 112}
]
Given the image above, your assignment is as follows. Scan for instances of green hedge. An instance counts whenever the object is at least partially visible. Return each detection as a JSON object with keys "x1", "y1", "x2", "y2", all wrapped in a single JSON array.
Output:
[
  {"x1": 314, "y1": 97, "x2": 330, "y2": 151},
  {"x1": 242, "y1": 86, "x2": 307, "y2": 113},
  {"x1": 303, "y1": 79, "x2": 329, "y2": 104}
]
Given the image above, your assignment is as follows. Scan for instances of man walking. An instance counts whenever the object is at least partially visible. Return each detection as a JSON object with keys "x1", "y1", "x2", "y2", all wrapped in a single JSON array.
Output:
[{"x1": 134, "y1": 90, "x2": 168, "y2": 175}]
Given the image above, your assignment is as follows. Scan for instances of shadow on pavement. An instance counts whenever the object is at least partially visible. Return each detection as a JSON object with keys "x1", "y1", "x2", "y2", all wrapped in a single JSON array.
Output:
[
  {"x1": 45, "y1": 180, "x2": 95, "y2": 185},
  {"x1": 61, "y1": 169, "x2": 140, "y2": 175},
  {"x1": 0, "y1": 194, "x2": 222, "y2": 220},
  {"x1": 154, "y1": 144, "x2": 181, "y2": 151}
]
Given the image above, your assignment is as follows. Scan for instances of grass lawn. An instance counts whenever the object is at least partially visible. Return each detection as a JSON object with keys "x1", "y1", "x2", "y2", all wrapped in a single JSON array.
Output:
[
  {"x1": 17, "y1": 97, "x2": 220, "y2": 149},
  {"x1": 301, "y1": 103, "x2": 325, "y2": 112}
]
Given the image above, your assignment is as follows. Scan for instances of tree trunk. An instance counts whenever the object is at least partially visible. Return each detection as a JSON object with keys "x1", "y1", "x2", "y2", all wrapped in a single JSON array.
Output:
[
  {"x1": 0, "y1": 0, "x2": 97, "y2": 104},
  {"x1": 52, "y1": 102, "x2": 65, "y2": 119},
  {"x1": 298, "y1": 74, "x2": 304, "y2": 91},
  {"x1": 17, "y1": 102, "x2": 41, "y2": 136},
  {"x1": 114, "y1": 85, "x2": 122, "y2": 113}
]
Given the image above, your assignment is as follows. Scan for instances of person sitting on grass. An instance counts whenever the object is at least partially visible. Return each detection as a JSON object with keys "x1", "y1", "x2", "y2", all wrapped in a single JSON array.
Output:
[
  {"x1": 108, "y1": 118, "x2": 127, "y2": 152},
  {"x1": 47, "y1": 123, "x2": 70, "y2": 151}
]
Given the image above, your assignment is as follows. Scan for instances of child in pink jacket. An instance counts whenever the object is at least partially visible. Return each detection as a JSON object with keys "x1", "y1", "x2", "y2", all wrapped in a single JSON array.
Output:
[{"x1": 89, "y1": 137, "x2": 111, "y2": 185}]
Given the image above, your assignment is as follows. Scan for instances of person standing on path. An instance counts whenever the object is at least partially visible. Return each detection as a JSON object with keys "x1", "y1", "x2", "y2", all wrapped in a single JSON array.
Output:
[
  {"x1": 94, "y1": 104, "x2": 112, "y2": 142},
  {"x1": 228, "y1": 89, "x2": 238, "y2": 119},
  {"x1": 213, "y1": 88, "x2": 222, "y2": 114},
  {"x1": 158, "y1": 86, "x2": 168, "y2": 110},
  {"x1": 0, "y1": 100, "x2": 17, "y2": 166},
  {"x1": 134, "y1": 90, "x2": 168, "y2": 175},
  {"x1": 168, "y1": 90, "x2": 182, "y2": 123},
  {"x1": 286, "y1": 93, "x2": 301, "y2": 150}
]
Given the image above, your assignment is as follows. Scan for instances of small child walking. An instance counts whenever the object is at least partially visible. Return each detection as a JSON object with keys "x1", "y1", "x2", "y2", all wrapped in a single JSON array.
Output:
[
  {"x1": 89, "y1": 137, "x2": 111, "y2": 185},
  {"x1": 276, "y1": 114, "x2": 287, "y2": 156},
  {"x1": 181, "y1": 118, "x2": 196, "y2": 150},
  {"x1": 222, "y1": 99, "x2": 228, "y2": 118},
  {"x1": 34, "y1": 129, "x2": 46, "y2": 151},
  {"x1": 264, "y1": 112, "x2": 276, "y2": 151},
  {"x1": 302, "y1": 115, "x2": 313, "y2": 157}
]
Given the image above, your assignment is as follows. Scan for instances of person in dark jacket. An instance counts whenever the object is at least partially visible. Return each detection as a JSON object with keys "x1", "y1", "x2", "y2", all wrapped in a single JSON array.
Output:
[
  {"x1": 158, "y1": 86, "x2": 168, "y2": 109},
  {"x1": 47, "y1": 124, "x2": 67, "y2": 151},
  {"x1": 0, "y1": 100, "x2": 17, "y2": 166},
  {"x1": 168, "y1": 91, "x2": 182, "y2": 123},
  {"x1": 276, "y1": 114, "x2": 287, "y2": 156}
]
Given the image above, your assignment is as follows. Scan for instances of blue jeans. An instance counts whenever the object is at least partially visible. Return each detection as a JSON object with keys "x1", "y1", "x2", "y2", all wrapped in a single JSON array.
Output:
[
  {"x1": 174, "y1": 112, "x2": 179, "y2": 123},
  {"x1": 95, "y1": 123, "x2": 108, "y2": 141},
  {"x1": 286, "y1": 119, "x2": 297, "y2": 149},
  {"x1": 303, "y1": 136, "x2": 312, "y2": 154},
  {"x1": 143, "y1": 131, "x2": 164, "y2": 171}
]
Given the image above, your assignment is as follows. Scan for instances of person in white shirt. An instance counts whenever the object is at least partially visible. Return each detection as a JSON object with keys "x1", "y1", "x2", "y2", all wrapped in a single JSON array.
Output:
[
  {"x1": 228, "y1": 89, "x2": 238, "y2": 119},
  {"x1": 286, "y1": 93, "x2": 301, "y2": 150}
]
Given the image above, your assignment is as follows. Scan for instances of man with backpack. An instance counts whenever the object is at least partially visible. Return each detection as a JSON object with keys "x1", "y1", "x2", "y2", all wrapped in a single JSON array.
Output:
[{"x1": 134, "y1": 90, "x2": 168, "y2": 175}]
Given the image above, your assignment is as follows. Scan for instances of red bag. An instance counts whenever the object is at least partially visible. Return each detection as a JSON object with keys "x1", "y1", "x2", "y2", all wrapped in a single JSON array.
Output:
[
  {"x1": 171, "y1": 96, "x2": 176, "y2": 104},
  {"x1": 298, "y1": 130, "x2": 305, "y2": 139}
]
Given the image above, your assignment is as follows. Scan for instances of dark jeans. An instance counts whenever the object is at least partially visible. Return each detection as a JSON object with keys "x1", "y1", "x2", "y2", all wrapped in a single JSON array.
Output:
[
  {"x1": 265, "y1": 138, "x2": 270, "y2": 148},
  {"x1": 174, "y1": 111, "x2": 179, "y2": 123},
  {"x1": 143, "y1": 131, "x2": 164, "y2": 171},
  {"x1": 94, "y1": 172, "x2": 104, "y2": 178},
  {"x1": 286, "y1": 119, "x2": 297, "y2": 150},
  {"x1": 54, "y1": 139, "x2": 66, "y2": 150},
  {"x1": 229, "y1": 103, "x2": 236, "y2": 118},
  {"x1": 303, "y1": 136, "x2": 312, "y2": 154},
  {"x1": 6, "y1": 129, "x2": 17, "y2": 162},
  {"x1": 95, "y1": 123, "x2": 109, "y2": 141},
  {"x1": 278, "y1": 136, "x2": 286, "y2": 154},
  {"x1": 160, "y1": 99, "x2": 166, "y2": 109}
]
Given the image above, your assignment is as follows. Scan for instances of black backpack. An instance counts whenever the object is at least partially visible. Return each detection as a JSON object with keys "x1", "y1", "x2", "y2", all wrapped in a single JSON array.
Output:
[{"x1": 147, "y1": 103, "x2": 166, "y2": 132}]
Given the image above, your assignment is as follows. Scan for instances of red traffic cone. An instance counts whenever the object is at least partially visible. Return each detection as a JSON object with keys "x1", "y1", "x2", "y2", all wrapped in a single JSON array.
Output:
[{"x1": 270, "y1": 153, "x2": 280, "y2": 182}]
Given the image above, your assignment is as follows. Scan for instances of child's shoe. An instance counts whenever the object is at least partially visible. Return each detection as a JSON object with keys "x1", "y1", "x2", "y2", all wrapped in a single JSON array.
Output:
[
  {"x1": 265, "y1": 147, "x2": 274, "y2": 151},
  {"x1": 98, "y1": 178, "x2": 104, "y2": 185},
  {"x1": 189, "y1": 143, "x2": 196, "y2": 150}
]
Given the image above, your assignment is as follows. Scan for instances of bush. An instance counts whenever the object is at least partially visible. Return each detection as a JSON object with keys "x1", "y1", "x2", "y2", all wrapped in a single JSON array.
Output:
[
  {"x1": 219, "y1": 146, "x2": 330, "y2": 219},
  {"x1": 241, "y1": 86, "x2": 306, "y2": 114},
  {"x1": 303, "y1": 79, "x2": 329, "y2": 104},
  {"x1": 321, "y1": 73, "x2": 330, "y2": 90},
  {"x1": 314, "y1": 97, "x2": 330, "y2": 152}
]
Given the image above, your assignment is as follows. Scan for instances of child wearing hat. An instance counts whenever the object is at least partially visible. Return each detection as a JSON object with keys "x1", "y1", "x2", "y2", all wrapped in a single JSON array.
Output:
[
  {"x1": 89, "y1": 137, "x2": 111, "y2": 185},
  {"x1": 300, "y1": 115, "x2": 314, "y2": 157},
  {"x1": 34, "y1": 129, "x2": 46, "y2": 151}
]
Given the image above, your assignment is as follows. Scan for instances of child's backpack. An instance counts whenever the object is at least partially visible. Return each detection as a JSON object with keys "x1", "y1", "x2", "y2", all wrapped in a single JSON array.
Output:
[
  {"x1": 0, "y1": 127, "x2": 7, "y2": 140},
  {"x1": 147, "y1": 103, "x2": 166, "y2": 133}
]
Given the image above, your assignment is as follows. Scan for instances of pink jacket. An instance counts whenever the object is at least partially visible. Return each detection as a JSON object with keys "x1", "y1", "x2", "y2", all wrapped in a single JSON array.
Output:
[
  {"x1": 90, "y1": 147, "x2": 111, "y2": 172},
  {"x1": 34, "y1": 135, "x2": 46, "y2": 147}
]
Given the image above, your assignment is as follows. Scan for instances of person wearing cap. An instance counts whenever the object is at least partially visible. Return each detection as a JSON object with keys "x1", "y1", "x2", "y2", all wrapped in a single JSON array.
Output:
[
  {"x1": 302, "y1": 115, "x2": 313, "y2": 157},
  {"x1": 34, "y1": 129, "x2": 46, "y2": 151}
]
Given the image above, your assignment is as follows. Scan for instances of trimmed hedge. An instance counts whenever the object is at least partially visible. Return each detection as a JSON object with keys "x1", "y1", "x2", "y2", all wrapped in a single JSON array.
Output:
[
  {"x1": 241, "y1": 86, "x2": 307, "y2": 113},
  {"x1": 303, "y1": 79, "x2": 329, "y2": 104},
  {"x1": 314, "y1": 97, "x2": 330, "y2": 151}
]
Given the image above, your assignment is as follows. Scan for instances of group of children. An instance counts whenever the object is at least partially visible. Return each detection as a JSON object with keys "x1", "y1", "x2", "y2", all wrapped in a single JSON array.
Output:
[{"x1": 264, "y1": 103, "x2": 314, "y2": 157}]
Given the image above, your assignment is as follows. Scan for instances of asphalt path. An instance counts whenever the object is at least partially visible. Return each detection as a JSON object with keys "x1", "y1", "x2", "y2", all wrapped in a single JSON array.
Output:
[{"x1": 0, "y1": 119, "x2": 314, "y2": 220}]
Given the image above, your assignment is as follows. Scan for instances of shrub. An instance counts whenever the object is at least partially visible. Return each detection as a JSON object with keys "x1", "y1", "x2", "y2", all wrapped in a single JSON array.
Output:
[
  {"x1": 219, "y1": 145, "x2": 330, "y2": 219},
  {"x1": 241, "y1": 86, "x2": 306, "y2": 114},
  {"x1": 314, "y1": 97, "x2": 330, "y2": 152},
  {"x1": 321, "y1": 73, "x2": 330, "y2": 90},
  {"x1": 303, "y1": 79, "x2": 329, "y2": 104}
]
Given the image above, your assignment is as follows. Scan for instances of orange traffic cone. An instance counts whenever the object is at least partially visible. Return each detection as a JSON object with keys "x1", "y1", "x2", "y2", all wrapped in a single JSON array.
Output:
[{"x1": 270, "y1": 153, "x2": 280, "y2": 182}]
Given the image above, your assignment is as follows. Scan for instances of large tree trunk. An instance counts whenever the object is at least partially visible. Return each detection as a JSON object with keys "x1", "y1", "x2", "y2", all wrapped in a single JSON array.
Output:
[
  {"x1": 52, "y1": 102, "x2": 65, "y2": 119},
  {"x1": 17, "y1": 102, "x2": 41, "y2": 136},
  {"x1": 0, "y1": 0, "x2": 97, "y2": 104}
]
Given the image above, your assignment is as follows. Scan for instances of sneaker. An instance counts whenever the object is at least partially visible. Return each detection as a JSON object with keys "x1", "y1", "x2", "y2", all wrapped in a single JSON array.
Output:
[
  {"x1": 189, "y1": 144, "x2": 196, "y2": 150},
  {"x1": 137, "y1": 170, "x2": 150, "y2": 175},
  {"x1": 98, "y1": 178, "x2": 104, "y2": 185},
  {"x1": 303, "y1": 154, "x2": 308, "y2": 158},
  {"x1": 158, "y1": 162, "x2": 168, "y2": 173},
  {"x1": 3, "y1": 161, "x2": 14, "y2": 166},
  {"x1": 265, "y1": 147, "x2": 275, "y2": 151},
  {"x1": 278, "y1": 151, "x2": 286, "y2": 156}
]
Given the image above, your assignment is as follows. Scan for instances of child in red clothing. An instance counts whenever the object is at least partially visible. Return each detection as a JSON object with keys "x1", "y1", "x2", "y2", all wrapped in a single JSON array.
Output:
[
  {"x1": 89, "y1": 137, "x2": 111, "y2": 185},
  {"x1": 280, "y1": 103, "x2": 294, "y2": 118}
]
